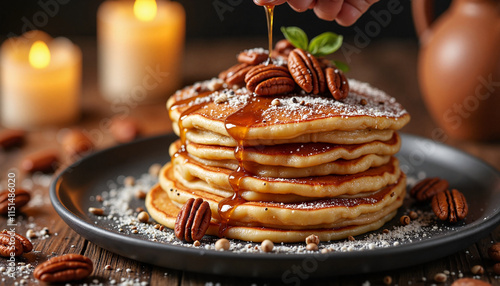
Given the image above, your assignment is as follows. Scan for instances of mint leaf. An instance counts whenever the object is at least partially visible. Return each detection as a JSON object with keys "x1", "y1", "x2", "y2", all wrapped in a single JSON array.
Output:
[
  {"x1": 280, "y1": 26, "x2": 308, "y2": 51},
  {"x1": 332, "y1": 60, "x2": 350, "y2": 73},
  {"x1": 308, "y1": 32, "x2": 343, "y2": 57}
]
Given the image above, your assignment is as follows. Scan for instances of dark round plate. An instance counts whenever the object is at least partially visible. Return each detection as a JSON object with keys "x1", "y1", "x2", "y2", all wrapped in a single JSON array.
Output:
[{"x1": 50, "y1": 133, "x2": 500, "y2": 278}]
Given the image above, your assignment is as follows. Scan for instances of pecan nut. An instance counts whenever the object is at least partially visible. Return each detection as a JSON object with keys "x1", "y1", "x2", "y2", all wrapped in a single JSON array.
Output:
[
  {"x1": 21, "y1": 149, "x2": 59, "y2": 173},
  {"x1": 0, "y1": 230, "x2": 33, "y2": 257},
  {"x1": 175, "y1": 198, "x2": 211, "y2": 242},
  {"x1": 110, "y1": 116, "x2": 140, "y2": 143},
  {"x1": 0, "y1": 189, "x2": 30, "y2": 215},
  {"x1": 410, "y1": 177, "x2": 449, "y2": 202},
  {"x1": 237, "y1": 49, "x2": 268, "y2": 65},
  {"x1": 245, "y1": 64, "x2": 295, "y2": 96},
  {"x1": 431, "y1": 189, "x2": 468, "y2": 223},
  {"x1": 271, "y1": 39, "x2": 295, "y2": 58},
  {"x1": 34, "y1": 254, "x2": 93, "y2": 283},
  {"x1": 219, "y1": 63, "x2": 253, "y2": 87},
  {"x1": 325, "y1": 67, "x2": 349, "y2": 100},
  {"x1": 0, "y1": 129, "x2": 25, "y2": 150},
  {"x1": 61, "y1": 129, "x2": 94, "y2": 157},
  {"x1": 288, "y1": 48, "x2": 325, "y2": 95}
]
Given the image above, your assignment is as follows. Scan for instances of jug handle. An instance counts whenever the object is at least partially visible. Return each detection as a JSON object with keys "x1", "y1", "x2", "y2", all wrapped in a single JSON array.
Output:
[{"x1": 412, "y1": 0, "x2": 435, "y2": 40}]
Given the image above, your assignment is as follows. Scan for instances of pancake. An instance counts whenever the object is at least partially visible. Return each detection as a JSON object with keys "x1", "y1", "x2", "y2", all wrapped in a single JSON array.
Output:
[
  {"x1": 168, "y1": 164, "x2": 387, "y2": 203},
  {"x1": 187, "y1": 153, "x2": 391, "y2": 178},
  {"x1": 180, "y1": 126, "x2": 396, "y2": 146},
  {"x1": 168, "y1": 79, "x2": 410, "y2": 140},
  {"x1": 161, "y1": 160, "x2": 406, "y2": 228},
  {"x1": 168, "y1": 153, "x2": 402, "y2": 197},
  {"x1": 181, "y1": 132, "x2": 401, "y2": 166},
  {"x1": 171, "y1": 140, "x2": 393, "y2": 177},
  {"x1": 146, "y1": 184, "x2": 400, "y2": 242}
]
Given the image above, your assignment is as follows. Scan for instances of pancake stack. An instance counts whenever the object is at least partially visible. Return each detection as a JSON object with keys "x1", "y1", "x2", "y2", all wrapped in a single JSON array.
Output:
[{"x1": 146, "y1": 49, "x2": 410, "y2": 243}]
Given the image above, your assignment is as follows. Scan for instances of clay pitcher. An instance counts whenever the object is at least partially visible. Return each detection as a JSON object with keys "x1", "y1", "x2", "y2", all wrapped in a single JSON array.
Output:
[{"x1": 412, "y1": 0, "x2": 500, "y2": 140}]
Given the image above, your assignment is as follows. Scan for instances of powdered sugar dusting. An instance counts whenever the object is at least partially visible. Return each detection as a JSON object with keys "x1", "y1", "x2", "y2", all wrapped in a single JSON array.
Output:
[{"x1": 171, "y1": 78, "x2": 408, "y2": 127}]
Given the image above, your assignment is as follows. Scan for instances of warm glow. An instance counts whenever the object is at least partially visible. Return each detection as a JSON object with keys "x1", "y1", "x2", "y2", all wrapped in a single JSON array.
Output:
[
  {"x1": 29, "y1": 41, "x2": 50, "y2": 69},
  {"x1": 134, "y1": 0, "x2": 157, "y2": 22}
]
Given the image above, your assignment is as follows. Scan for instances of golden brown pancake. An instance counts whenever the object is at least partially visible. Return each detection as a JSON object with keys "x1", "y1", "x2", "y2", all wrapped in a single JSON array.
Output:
[
  {"x1": 182, "y1": 132, "x2": 401, "y2": 166},
  {"x1": 146, "y1": 183, "x2": 401, "y2": 242},
  {"x1": 161, "y1": 161, "x2": 406, "y2": 228},
  {"x1": 168, "y1": 79, "x2": 410, "y2": 139},
  {"x1": 167, "y1": 153, "x2": 402, "y2": 198},
  {"x1": 182, "y1": 127, "x2": 396, "y2": 146}
]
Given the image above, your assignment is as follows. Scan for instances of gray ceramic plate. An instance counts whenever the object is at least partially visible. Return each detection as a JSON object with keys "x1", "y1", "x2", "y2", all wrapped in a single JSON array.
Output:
[{"x1": 50, "y1": 133, "x2": 500, "y2": 278}]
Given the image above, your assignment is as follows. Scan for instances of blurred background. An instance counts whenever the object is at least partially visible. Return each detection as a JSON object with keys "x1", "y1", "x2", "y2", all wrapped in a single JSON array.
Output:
[
  {"x1": 0, "y1": 0, "x2": 468, "y2": 149},
  {"x1": 0, "y1": 1, "x2": 452, "y2": 42}
]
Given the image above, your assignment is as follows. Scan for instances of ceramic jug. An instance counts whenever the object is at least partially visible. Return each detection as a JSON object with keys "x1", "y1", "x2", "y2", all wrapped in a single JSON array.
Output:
[{"x1": 412, "y1": 0, "x2": 500, "y2": 140}]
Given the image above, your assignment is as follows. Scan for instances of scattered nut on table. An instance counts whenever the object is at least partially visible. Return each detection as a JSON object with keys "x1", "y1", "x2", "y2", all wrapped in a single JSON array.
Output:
[
  {"x1": 0, "y1": 230, "x2": 33, "y2": 257},
  {"x1": 34, "y1": 254, "x2": 93, "y2": 283},
  {"x1": 0, "y1": 188, "x2": 31, "y2": 215}
]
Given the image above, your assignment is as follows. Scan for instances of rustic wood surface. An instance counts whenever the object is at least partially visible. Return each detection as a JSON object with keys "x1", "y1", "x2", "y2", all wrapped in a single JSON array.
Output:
[{"x1": 1, "y1": 37, "x2": 500, "y2": 285}]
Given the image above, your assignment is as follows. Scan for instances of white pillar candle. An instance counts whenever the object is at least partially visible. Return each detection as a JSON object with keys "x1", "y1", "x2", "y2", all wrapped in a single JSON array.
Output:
[
  {"x1": 1, "y1": 30, "x2": 81, "y2": 129},
  {"x1": 97, "y1": 0, "x2": 185, "y2": 105}
]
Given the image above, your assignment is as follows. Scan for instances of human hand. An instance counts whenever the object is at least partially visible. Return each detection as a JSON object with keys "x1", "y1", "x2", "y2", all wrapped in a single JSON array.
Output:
[{"x1": 253, "y1": 0, "x2": 379, "y2": 26}]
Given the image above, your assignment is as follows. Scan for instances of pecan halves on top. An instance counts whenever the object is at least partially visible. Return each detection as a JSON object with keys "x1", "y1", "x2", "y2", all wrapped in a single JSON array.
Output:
[
  {"x1": 0, "y1": 230, "x2": 33, "y2": 257},
  {"x1": 175, "y1": 198, "x2": 212, "y2": 242},
  {"x1": 325, "y1": 67, "x2": 349, "y2": 100},
  {"x1": 272, "y1": 39, "x2": 295, "y2": 59},
  {"x1": 431, "y1": 189, "x2": 468, "y2": 223},
  {"x1": 237, "y1": 49, "x2": 269, "y2": 65},
  {"x1": 288, "y1": 48, "x2": 326, "y2": 95},
  {"x1": 218, "y1": 63, "x2": 253, "y2": 87},
  {"x1": 245, "y1": 64, "x2": 295, "y2": 96},
  {"x1": 34, "y1": 254, "x2": 93, "y2": 283},
  {"x1": 410, "y1": 177, "x2": 449, "y2": 202}
]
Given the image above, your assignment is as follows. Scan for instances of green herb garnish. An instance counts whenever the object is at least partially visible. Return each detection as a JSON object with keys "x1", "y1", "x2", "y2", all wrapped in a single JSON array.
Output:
[{"x1": 280, "y1": 26, "x2": 348, "y2": 72}]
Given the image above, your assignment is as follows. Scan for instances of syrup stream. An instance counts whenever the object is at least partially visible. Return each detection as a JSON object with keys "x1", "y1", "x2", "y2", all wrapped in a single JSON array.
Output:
[{"x1": 265, "y1": 4, "x2": 274, "y2": 59}]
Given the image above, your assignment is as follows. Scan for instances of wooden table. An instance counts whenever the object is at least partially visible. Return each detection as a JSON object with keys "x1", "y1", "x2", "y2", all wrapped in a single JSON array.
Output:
[{"x1": 1, "y1": 37, "x2": 500, "y2": 285}]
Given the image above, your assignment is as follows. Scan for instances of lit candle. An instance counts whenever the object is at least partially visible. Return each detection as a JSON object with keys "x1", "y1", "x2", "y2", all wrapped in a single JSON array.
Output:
[
  {"x1": 97, "y1": 0, "x2": 185, "y2": 104},
  {"x1": 0, "y1": 30, "x2": 81, "y2": 129}
]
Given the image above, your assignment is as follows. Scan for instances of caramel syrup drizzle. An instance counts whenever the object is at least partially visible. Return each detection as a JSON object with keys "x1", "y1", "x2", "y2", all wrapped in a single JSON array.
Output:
[
  {"x1": 218, "y1": 4, "x2": 278, "y2": 232},
  {"x1": 218, "y1": 96, "x2": 271, "y2": 236},
  {"x1": 173, "y1": 7, "x2": 277, "y2": 237},
  {"x1": 265, "y1": 4, "x2": 275, "y2": 59},
  {"x1": 170, "y1": 91, "x2": 213, "y2": 157}
]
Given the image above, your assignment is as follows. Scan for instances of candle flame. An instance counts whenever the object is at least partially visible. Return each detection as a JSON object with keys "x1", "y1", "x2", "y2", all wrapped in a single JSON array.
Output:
[
  {"x1": 134, "y1": 0, "x2": 157, "y2": 22},
  {"x1": 29, "y1": 40, "x2": 50, "y2": 69}
]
